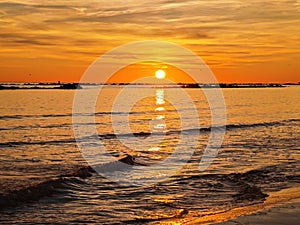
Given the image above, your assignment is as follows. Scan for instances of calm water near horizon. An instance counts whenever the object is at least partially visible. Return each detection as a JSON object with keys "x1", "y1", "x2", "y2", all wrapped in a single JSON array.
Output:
[{"x1": 0, "y1": 86, "x2": 299, "y2": 224}]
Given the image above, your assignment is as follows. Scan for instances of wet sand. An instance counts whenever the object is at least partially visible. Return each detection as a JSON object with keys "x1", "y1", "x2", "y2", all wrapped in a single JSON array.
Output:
[
  {"x1": 211, "y1": 187, "x2": 300, "y2": 225},
  {"x1": 215, "y1": 201, "x2": 299, "y2": 225}
]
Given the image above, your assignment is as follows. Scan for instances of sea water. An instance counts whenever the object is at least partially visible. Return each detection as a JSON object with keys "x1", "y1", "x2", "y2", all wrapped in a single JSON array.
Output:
[{"x1": 0, "y1": 85, "x2": 299, "y2": 224}]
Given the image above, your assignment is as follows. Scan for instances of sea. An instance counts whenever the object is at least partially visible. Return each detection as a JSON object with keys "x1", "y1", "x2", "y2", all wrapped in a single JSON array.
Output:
[{"x1": 0, "y1": 85, "x2": 299, "y2": 224}]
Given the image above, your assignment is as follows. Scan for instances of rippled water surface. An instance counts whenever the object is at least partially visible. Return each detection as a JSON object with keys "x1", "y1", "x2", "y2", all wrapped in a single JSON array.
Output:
[{"x1": 0, "y1": 86, "x2": 299, "y2": 224}]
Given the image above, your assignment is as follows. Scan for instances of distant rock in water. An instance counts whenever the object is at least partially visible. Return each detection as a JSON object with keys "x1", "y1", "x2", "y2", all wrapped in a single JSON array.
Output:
[
  {"x1": 118, "y1": 154, "x2": 145, "y2": 166},
  {"x1": 0, "y1": 83, "x2": 82, "y2": 90},
  {"x1": 0, "y1": 85, "x2": 18, "y2": 90},
  {"x1": 93, "y1": 154, "x2": 146, "y2": 173},
  {"x1": 118, "y1": 154, "x2": 136, "y2": 165},
  {"x1": 59, "y1": 83, "x2": 81, "y2": 89}
]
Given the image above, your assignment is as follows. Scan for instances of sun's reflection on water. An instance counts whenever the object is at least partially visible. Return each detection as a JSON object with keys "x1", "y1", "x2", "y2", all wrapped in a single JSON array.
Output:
[
  {"x1": 156, "y1": 89, "x2": 166, "y2": 105},
  {"x1": 147, "y1": 88, "x2": 168, "y2": 157},
  {"x1": 151, "y1": 89, "x2": 167, "y2": 135}
]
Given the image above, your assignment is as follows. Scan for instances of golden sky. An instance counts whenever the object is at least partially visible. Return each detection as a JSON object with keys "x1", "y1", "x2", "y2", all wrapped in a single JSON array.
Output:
[{"x1": 0, "y1": 0, "x2": 299, "y2": 83}]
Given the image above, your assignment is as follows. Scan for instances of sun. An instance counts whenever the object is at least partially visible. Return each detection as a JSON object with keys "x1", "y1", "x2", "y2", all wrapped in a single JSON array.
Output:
[{"x1": 155, "y1": 70, "x2": 166, "y2": 79}]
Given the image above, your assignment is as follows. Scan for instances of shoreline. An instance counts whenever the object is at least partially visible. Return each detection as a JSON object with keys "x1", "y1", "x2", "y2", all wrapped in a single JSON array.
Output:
[
  {"x1": 206, "y1": 187, "x2": 300, "y2": 224},
  {"x1": 215, "y1": 201, "x2": 300, "y2": 225},
  {"x1": 165, "y1": 187, "x2": 300, "y2": 224}
]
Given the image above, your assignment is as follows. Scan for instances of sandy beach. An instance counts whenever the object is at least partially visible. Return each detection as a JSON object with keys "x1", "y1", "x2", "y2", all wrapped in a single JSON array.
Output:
[
  {"x1": 217, "y1": 185, "x2": 300, "y2": 225},
  {"x1": 213, "y1": 187, "x2": 300, "y2": 225},
  {"x1": 174, "y1": 187, "x2": 300, "y2": 225},
  {"x1": 215, "y1": 201, "x2": 299, "y2": 225}
]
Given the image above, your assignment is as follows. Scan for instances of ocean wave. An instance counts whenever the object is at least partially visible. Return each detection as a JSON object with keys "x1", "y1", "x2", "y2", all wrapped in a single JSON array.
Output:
[
  {"x1": 0, "y1": 118, "x2": 299, "y2": 147},
  {"x1": 1, "y1": 156, "x2": 298, "y2": 213},
  {"x1": 0, "y1": 139, "x2": 76, "y2": 147},
  {"x1": 174, "y1": 161, "x2": 299, "y2": 194},
  {"x1": 0, "y1": 155, "x2": 144, "y2": 210},
  {"x1": 126, "y1": 209, "x2": 188, "y2": 224},
  {"x1": 0, "y1": 110, "x2": 165, "y2": 121},
  {"x1": 0, "y1": 108, "x2": 200, "y2": 121},
  {"x1": 0, "y1": 166, "x2": 93, "y2": 210},
  {"x1": 115, "y1": 118, "x2": 300, "y2": 137},
  {"x1": 0, "y1": 123, "x2": 72, "y2": 131}
]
